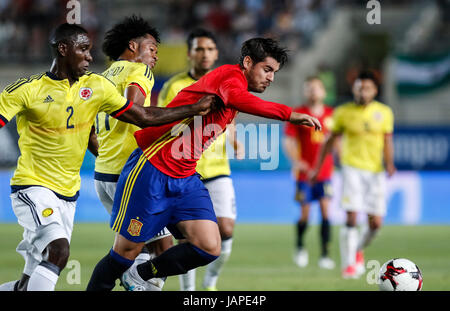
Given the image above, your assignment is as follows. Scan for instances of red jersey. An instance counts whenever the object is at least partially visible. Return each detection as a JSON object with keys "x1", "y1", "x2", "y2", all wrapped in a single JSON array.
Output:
[
  {"x1": 284, "y1": 105, "x2": 334, "y2": 182},
  {"x1": 134, "y1": 64, "x2": 293, "y2": 178}
]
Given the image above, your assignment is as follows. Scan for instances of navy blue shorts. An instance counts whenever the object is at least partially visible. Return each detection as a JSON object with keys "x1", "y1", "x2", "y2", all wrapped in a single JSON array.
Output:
[
  {"x1": 295, "y1": 180, "x2": 332, "y2": 204},
  {"x1": 110, "y1": 148, "x2": 217, "y2": 242}
]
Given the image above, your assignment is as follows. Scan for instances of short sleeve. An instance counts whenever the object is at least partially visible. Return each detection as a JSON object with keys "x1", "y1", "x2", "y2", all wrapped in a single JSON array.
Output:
[
  {"x1": 98, "y1": 76, "x2": 130, "y2": 118},
  {"x1": 125, "y1": 65, "x2": 154, "y2": 100},
  {"x1": 0, "y1": 80, "x2": 28, "y2": 126},
  {"x1": 330, "y1": 106, "x2": 344, "y2": 133}
]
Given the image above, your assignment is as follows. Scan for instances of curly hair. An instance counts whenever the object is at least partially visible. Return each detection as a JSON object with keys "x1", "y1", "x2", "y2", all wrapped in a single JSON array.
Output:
[
  {"x1": 239, "y1": 38, "x2": 288, "y2": 69},
  {"x1": 102, "y1": 15, "x2": 160, "y2": 61}
]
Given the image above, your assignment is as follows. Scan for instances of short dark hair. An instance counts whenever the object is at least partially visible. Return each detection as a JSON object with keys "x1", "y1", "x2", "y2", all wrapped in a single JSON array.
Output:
[
  {"x1": 102, "y1": 15, "x2": 160, "y2": 61},
  {"x1": 239, "y1": 38, "x2": 288, "y2": 68},
  {"x1": 357, "y1": 70, "x2": 379, "y2": 88},
  {"x1": 49, "y1": 23, "x2": 88, "y2": 54},
  {"x1": 187, "y1": 28, "x2": 217, "y2": 51}
]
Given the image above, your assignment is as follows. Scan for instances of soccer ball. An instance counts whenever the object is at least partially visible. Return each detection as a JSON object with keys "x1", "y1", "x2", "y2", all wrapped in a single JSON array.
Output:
[{"x1": 378, "y1": 258, "x2": 423, "y2": 291}]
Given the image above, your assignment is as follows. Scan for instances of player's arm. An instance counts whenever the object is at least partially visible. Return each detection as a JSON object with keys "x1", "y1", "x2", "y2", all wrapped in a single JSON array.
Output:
[
  {"x1": 114, "y1": 94, "x2": 215, "y2": 128},
  {"x1": 282, "y1": 135, "x2": 309, "y2": 176},
  {"x1": 309, "y1": 131, "x2": 340, "y2": 183},
  {"x1": 219, "y1": 78, "x2": 321, "y2": 130},
  {"x1": 384, "y1": 133, "x2": 396, "y2": 177},
  {"x1": 226, "y1": 119, "x2": 244, "y2": 159},
  {"x1": 88, "y1": 125, "x2": 98, "y2": 157},
  {"x1": 101, "y1": 76, "x2": 214, "y2": 128},
  {"x1": 0, "y1": 82, "x2": 28, "y2": 129},
  {"x1": 125, "y1": 83, "x2": 146, "y2": 107},
  {"x1": 289, "y1": 111, "x2": 321, "y2": 130}
]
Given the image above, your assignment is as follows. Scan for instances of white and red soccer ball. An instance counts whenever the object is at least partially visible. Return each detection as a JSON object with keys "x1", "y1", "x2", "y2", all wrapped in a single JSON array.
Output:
[{"x1": 378, "y1": 258, "x2": 423, "y2": 291}]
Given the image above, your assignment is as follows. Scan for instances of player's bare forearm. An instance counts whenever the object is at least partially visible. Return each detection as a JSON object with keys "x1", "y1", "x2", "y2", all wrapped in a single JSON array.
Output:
[
  {"x1": 384, "y1": 133, "x2": 396, "y2": 177},
  {"x1": 88, "y1": 125, "x2": 99, "y2": 157},
  {"x1": 227, "y1": 119, "x2": 244, "y2": 158},
  {"x1": 282, "y1": 136, "x2": 300, "y2": 164},
  {"x1": 117, "y1": 95, "x2": 215, "y2": 128},
  {"x1": 310, "y1": 132, "x2": 338, "y2": 182}
]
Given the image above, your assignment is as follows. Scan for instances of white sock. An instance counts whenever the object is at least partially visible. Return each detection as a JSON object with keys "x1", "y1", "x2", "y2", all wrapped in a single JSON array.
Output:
[
  {"x1": 340, "y1": 226, "x2": 358, "y2": 268},
  {"x1": 357, "y1": 227, "x2": 378, "y2": 251},
  {"x1": 179, "y1": 269, "x2": 196, "y2": 291},
  {"x1": 203, "y1": 238, "x2": 233, "y2": 289},
  {"x1": 133, "y1": 251, "x2": 165, "y2": 291},
  {"x1": 135, "y1": 252, "x2": 151, "y2": 263},
  {"x1": 27, "y1": 262, "x2": 60, "y2": 291}
]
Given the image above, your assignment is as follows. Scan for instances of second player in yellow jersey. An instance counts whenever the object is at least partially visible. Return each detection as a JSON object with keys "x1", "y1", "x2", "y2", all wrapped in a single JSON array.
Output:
[
  {"x1": 94, "y1": 60, "x2": 154, "y2": 177},
  {"x1": 312, "y1": 71, "x2": 396, "y2": 279},
  {"x1": 331, "y1": 100, "x2": 393, "y2": 173}
]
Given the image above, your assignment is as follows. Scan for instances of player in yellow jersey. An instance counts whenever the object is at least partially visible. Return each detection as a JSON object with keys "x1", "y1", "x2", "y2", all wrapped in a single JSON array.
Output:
[
  {"x1": 311, "y1": 71, "x2": 396, "y2": 279},
  {"x1": 0, "y1": 23, "x2": 214, "y2": 291},
  {"x1": 157, "y1": 29, "x2": 243, "y2": 291},
  {"x1": 89, "y1": 16, "x2": 174, "y2": 291}
]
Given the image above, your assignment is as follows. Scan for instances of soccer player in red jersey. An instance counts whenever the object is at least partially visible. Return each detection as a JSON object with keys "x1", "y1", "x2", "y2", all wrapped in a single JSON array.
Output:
[
  {"x1": 283, "y1": 76, "x2": 336, "y2": 270},
  {"x1": 86, "y1": 38, "x2": 322, "y2": 291}
]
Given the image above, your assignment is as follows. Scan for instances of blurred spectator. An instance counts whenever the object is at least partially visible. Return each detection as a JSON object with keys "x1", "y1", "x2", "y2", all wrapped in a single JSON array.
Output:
[
  {"x1": 0, "y1": 0, "x2": 101, "y2": 63},
  {"x1": 0, "y1": 0, "x2": 335, "y2": 65}
]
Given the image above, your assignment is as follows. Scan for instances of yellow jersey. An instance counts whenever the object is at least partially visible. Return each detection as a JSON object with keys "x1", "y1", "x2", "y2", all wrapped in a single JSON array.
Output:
[
  {"x1": 0, "y1": 71, "x2": 130, "y2": 199},
  {"x1": 157, "y1": 71, "x2": 231, "y2": 180},
  {"x1": 331, "y1": 100, "x2": 394, "y2": 172},
  {"x1": 94, "y1": 60, "x2": 154, "y2": 178}
]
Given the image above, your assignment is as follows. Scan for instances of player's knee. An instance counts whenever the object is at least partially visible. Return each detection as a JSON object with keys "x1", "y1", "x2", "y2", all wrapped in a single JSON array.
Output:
[
  {"x1": 196, "y1": 236, "x2": 221, "y2": 257},
  {"x1": 219, "y1": 223, "x2": 234, "y2": 239},
  {"x1": 346, "y1": 212, "x2": 357, "y2": 227},
  {"x1": 217, "y1": 217, "x2": 235, "y2": 239},
  {"x1": 45, "y1": 238, "x2": 70, "y2": 269},
  {"x1": 299, "y1": 213, "x2": 309, "y2": 222},
  {"x1": 369, "y1": 218, "x2": 382, "y2": 231}
]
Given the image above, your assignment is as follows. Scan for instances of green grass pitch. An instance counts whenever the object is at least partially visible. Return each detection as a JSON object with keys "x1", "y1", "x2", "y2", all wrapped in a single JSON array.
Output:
[{"x1": 0, "y1": 223, "x2": 449, "y2": 291}]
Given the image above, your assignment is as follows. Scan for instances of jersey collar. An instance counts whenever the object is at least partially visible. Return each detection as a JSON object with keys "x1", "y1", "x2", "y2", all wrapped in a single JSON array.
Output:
[
  {"x1": 187, "y1": 71, "x2": 198, "y2": 81},
  {"x1": 46, "y1": 71, "x2": 64, "y2": 80}
]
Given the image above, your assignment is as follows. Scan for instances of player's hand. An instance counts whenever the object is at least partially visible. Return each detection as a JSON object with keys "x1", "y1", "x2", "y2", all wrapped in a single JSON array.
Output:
[
  {"x1": 289, "y1": 112, "x2": 322, "y2": 131},
  {"x1": 293, "y1": 160, "x2": 309, "y2": 174},
  {"x1": 386, "y1": 163, "x2": 396, "y2": 178},
  {"x1": 193, "y1": 94, "x2": 216, "y2": 116},
  {"x1": 308, "y1": 168, "x2": 320, "y2": 184},
  {"x1": 234, "y1": 141, "x2": 245, "y2": 160},
  {"x1": 291, "y1": 160, "x2": 309, "y2": 180}
]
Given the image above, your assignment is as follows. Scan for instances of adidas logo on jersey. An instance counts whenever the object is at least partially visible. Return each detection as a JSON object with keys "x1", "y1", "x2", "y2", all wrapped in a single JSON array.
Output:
[{"x1": 43, "y1": 95, "x2": 54, "y2": 103}]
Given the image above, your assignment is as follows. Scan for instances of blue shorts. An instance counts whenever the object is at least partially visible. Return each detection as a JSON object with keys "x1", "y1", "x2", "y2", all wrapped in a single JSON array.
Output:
[
  {"x1": 295, "y1": 180, "x2": 332, "y2": 204},
  {"x1": 110, "y1": 148, "x2": 217, "y2": 242}
]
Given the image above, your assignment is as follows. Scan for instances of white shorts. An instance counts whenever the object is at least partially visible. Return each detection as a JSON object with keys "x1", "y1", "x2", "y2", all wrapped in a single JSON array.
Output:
[
  {"x1": 11, "y1": 186, "x2": 76, "y2": 275},
  {"x1": 340, "y1": 165, "x2": 387, "y2": 217},
  {"x1": 203, "y1": 176, "x2": 237, "y2": 220},
  {"x1": 94, "y1": 179, "x2": 172, "y2": 243}
]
